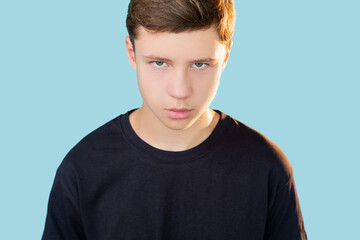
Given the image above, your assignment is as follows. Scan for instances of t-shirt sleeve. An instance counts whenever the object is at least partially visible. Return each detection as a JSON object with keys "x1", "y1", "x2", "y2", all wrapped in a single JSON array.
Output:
[
  {"x1": 42, "y1": 161, "x2": 86, "y2": 240},
  {"x1": 264, "y1": 173, "x2": 307, "y2": 240}
]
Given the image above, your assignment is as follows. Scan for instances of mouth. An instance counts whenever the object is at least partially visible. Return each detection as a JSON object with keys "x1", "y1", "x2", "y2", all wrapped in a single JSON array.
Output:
[{"x1": 165, "y1": 108, "x2": 192, "y2": 119}]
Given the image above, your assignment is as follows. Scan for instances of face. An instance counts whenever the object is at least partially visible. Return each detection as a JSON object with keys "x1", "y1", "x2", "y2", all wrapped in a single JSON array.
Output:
[{"x1": 125, "y1": 26, "x2": 231, "y2": 131}]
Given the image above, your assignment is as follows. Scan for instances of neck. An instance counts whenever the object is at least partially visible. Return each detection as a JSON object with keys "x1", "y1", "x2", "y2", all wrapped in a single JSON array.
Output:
[{"x1": 129, "y1": 107, "x2": 219, "y2": 151}]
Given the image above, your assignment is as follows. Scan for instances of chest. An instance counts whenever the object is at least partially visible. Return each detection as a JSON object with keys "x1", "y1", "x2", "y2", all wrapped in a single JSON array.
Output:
[{"x1": 78, "y1": 157, "x2": 269, "y2": 240}]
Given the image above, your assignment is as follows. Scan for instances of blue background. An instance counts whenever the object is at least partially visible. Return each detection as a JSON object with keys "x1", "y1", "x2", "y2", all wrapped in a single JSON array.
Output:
[{"x1": 1, "y1": 0, "x2": 359, "y2": 239}]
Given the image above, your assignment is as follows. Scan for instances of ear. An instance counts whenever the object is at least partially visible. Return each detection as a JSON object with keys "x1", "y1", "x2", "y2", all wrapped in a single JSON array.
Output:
[
  {"x1": 125, "y1": 36, "x2": 136, "y2": 70},
  {"x1": 222, "y1": 41, "x2": 233, "y2": 71}
]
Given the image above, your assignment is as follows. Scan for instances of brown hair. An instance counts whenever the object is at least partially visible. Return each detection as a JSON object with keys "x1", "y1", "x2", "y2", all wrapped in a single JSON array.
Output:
[{"x1": 126, "y1": 0, "x2": 235, "y2": 47}]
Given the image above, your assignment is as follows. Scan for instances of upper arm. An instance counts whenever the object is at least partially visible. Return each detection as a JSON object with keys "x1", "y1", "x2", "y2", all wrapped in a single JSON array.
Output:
[
  {"x1": 42, "y1": 162, "x2": 86, "y2": 240},
  {"x1": 264, "y1": 174, "x2": 307, "y2": 240}
]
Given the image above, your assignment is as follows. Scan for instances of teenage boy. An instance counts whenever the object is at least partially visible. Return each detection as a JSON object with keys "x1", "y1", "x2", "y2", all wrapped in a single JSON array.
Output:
[{"x1": 42, "y1": 0, "x2": 307, "y2": 239}]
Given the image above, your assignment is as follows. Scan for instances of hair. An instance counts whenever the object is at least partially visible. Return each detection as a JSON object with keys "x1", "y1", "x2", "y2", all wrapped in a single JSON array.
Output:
[{"x1": 126, "y1": 0, "x2": 235, "y2": 48}]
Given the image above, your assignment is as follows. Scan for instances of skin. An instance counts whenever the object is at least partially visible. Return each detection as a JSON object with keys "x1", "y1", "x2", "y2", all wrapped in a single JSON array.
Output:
[{"x1": 125, "y1": 25, "x2": 232, "y2": 151}]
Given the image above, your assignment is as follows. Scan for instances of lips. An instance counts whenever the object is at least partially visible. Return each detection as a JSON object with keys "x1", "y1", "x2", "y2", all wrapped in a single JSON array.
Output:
[{"x1": 165, "y1": 108, "x2": 192, "y2": 119}]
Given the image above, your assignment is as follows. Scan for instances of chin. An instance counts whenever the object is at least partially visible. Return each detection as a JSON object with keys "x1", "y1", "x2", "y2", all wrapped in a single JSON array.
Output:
[{"x1": 161, "y1": 118, "x2": 195, "y2": 131}]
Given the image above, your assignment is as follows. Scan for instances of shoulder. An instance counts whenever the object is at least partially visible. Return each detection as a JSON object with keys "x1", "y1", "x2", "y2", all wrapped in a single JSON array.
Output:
[
  {"x1": 58, "y1": 113, "x2": 127, "y2": 172},
  {"x1": 220, "y1": 111, "x2": 293, "y2": 185}
]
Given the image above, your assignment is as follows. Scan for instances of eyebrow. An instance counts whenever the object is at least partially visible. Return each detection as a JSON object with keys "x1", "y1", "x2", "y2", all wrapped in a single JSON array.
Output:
[{"x1": 142, "y1": 55, "x2": 217, "y2": 63}]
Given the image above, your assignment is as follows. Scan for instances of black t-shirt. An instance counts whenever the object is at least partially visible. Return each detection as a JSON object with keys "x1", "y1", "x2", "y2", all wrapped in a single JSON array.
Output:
[{"x1": 42, "y1": 110, "x2": 307, "y2": 240}]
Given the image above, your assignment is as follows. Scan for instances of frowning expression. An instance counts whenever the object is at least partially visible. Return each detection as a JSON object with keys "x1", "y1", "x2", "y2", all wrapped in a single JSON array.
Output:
[{"x1": 126, "y1": 25, "x2": 231, "y2": 131}]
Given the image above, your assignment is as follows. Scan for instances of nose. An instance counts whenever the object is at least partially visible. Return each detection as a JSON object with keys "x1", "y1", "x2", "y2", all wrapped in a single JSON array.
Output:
[{"x1": 167, "y1": 69, "x2": 193, "y2": 99}]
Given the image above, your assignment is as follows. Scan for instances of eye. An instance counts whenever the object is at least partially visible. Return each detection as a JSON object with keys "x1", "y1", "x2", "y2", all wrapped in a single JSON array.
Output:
[
  {"x1": 192, "y1": 63, "x2": 208, "y2": 69},
  {"x1": 152, "y1": 61, "x2": 168, "y2": 68}
]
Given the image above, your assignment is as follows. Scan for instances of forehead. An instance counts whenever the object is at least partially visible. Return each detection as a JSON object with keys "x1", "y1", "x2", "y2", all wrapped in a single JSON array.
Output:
[{"x1": 134, "y1": 26, "x2": 225, "y2": 60}]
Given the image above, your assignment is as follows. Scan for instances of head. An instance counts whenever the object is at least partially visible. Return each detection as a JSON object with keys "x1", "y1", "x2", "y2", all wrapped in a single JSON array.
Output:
[{"x1": 125, "y1": 0, "x2": 236, "y2": 131}]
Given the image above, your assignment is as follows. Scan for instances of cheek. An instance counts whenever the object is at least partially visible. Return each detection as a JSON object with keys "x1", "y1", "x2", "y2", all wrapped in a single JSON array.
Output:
[
  {"x1": 137, "y1": 65, "x2": 168, "y2": 100},
  {"x1": 192, "y1": 68, "x2": 221, "y2": 98}
]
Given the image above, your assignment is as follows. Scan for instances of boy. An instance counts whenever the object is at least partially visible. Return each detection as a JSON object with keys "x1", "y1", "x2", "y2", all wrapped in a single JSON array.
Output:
[{"x1": 42, "y1": 0, "x2": 307, "y2": 239}]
